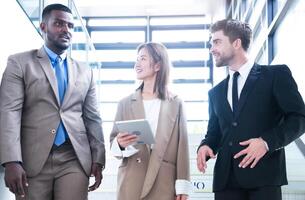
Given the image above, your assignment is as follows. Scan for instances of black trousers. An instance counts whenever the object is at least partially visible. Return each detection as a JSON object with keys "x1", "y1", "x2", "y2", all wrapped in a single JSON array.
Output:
[
  {"x1": 215, "y1": 162, "x2": 282, "y2": 200},
  {"x1": 215, "y1": 186, "x2": 282, "y2": 200}
]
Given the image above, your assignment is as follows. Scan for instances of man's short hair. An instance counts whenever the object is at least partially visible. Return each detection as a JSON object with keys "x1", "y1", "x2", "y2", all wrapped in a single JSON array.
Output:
[
  {"x1": 211, "y1": 19, "x2": 252, "y2": 51},
  {"x1": 42, "y1": 3, "x2": 72, "y2": 22}
]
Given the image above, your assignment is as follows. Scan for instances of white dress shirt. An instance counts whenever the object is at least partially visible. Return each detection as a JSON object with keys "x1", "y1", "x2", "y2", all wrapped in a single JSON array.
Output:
[{"x1": 227, "y1": 60, "x2": 254, "y2": 110}]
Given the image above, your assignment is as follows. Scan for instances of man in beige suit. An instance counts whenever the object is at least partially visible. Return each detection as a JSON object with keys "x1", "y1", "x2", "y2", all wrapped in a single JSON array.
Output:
[{"x1": 0, "y1": 4, "x2": 105, "y2": 200}]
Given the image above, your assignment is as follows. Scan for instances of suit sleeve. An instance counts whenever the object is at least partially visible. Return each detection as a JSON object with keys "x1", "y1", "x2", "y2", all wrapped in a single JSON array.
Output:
[
  {"x1": 109, "y1": 100, "x2": 123, "y2": 147},
  {"x1": 197, "y1": 90, "x2": 222, "y2": 154},
  {"x1": 261, "y1": 65, "x2": 305, "y2": 152},
  {"x1": 82, "y1": 68, "x2": 106, "y2": 167},
  {"x1": 0, "y1": 55, "x2": 24, "y2": 165},
  {"x1": 176, "y1": 100, "x2": 190, "y2": 181}
]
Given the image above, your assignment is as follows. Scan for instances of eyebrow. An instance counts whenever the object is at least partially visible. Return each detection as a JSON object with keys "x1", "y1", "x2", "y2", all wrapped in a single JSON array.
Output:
[
  {"x1": 210, "y1": 38, "x2": 221, "y2": 44},
  {"x1": 212, "y1": 38, "x2": 221, "y2": 42},
  {"x1": 54, "y1": 18, "x2": 74, "y2": 25}
]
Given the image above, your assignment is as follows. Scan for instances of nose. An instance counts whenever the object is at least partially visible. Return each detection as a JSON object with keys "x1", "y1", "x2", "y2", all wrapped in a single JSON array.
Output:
[
  {"x1": 60, "y1": 22, "x2": 73, "y2": 34},
  {"x1": 135, "y1": 58, "x2": 141, "y2": 66},
  {"x1": 209, "y1": 45, "x2": 215, "y2": 54},
  {"x1": 134, "y1": 62, "x2": 138, "y2": 69},
  {"x1": 61, "y1": 24, "x2": 70, "y2": 32}
]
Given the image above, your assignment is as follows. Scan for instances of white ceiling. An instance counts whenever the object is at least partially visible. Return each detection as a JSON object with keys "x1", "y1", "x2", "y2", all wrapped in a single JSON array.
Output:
[
  {"x1": 19, "y1": 0, "x2": 227, "y2": 21},
  {"x1": 74, "y1": 0, "x2": 226, "y2": 19}
]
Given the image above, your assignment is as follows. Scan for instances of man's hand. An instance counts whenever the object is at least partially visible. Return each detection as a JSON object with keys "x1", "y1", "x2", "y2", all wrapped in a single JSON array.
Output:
[
  {"x1": 88, "y1": 163, "x2": 103, "y2": 192},
  {"x1": 176, "y1": 194, "x2": 188, "y2": 200},
  {"x1": 196, "y1": 145, "x2": 215, "y2": 173},
  {"x1": 4, "y1": 162, "x2": 28, "y2": 198},
  {"x1": 234, "y1": 137, "x2": 268, "y2": 168}
]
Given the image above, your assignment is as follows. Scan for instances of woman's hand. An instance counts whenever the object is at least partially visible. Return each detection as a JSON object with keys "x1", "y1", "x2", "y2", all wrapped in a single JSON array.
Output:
[{"x1": 117, "y1": 132, "x2": 138, "y2": 148}]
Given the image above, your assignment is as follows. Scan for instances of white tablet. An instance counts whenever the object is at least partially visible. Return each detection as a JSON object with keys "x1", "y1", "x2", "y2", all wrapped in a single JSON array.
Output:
[{"x1": 115, "y1": 119, "x2": 155, "y2": 144}]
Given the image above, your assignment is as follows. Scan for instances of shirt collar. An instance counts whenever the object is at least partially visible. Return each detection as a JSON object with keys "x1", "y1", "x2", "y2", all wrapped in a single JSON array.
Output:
[
  {"x1": 43, "y1": 45, "x2": 67, "y2": 64},
  {"x1": 228, "y1": 59, "x2": 254, "y2": 79}
]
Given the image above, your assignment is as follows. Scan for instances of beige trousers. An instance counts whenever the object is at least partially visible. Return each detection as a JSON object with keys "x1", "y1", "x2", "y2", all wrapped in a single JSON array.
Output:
[{"x1": 16, "y1": 143, "x2": 89, "y2": 200}]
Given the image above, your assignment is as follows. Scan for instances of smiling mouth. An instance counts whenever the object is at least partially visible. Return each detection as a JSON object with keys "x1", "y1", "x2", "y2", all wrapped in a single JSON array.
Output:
[{"x1": 135, "y1": 68, "x2": 142, "y2": 73}]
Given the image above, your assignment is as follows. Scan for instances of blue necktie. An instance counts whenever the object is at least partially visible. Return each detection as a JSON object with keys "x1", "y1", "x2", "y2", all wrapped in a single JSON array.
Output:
[
  {"x1": 232, "y1": 71, "x2": 240, "y2": 116},
  {"x1": 54, "y1": 56, "x2": 67, "y2": 146}
]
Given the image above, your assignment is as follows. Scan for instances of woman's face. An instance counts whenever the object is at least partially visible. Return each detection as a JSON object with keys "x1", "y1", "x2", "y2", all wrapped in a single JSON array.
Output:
[{"x1": 134, "y1": 47, "x2": 159, "y2": 81}]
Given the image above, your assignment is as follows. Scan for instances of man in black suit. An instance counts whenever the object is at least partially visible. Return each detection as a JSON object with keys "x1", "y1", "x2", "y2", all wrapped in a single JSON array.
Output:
[{"x1": 196, "y1": 19, "x2": 305, "y2": 200}]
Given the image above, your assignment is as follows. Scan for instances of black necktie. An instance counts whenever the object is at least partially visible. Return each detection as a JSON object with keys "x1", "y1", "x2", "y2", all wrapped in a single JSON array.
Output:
[{"x1": 232, "y1": 71, "x2": 240, "y2": 115}]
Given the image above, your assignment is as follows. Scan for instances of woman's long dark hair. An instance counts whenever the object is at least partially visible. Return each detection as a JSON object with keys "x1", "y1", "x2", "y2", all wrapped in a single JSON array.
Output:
[{"x1": 136, "y1": 42, "x2": 171, "y2": 100}]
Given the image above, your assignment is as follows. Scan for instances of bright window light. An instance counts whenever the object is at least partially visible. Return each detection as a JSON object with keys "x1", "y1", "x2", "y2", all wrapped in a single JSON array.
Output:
[
  {"x1": 152, "y1": 29, "x2": 210, "y2": 42},
  {"x1": 184, "y1": 102, "x2": 209, "y2": 121},
  {"x1": 91, "y1": 31, "x2": 145, "y2": 43},
  {"x1": 170, "y1": 83, "x2": 211, "y2": 101},
  {"x1": 88, "y1": 18, "x2": 147, "y2": 26},
  {"x1": 150, "y1": 16, "x2": 209, "y2": 25},
  {"x1": 94, "y1": 50, "x2": 137, "y2": 62},
  {"x1": 171, "y1": 67, "x2": 210, "y2": 80},
  {"x1": 168, "y1": 49, "x2": 210, "y2": 61}
]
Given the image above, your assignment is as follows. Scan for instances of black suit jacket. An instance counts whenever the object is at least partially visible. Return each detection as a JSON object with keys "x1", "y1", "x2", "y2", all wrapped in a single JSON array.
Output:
[{"x1": 198, "y1": 64, "x2": 305, "y2": 192}]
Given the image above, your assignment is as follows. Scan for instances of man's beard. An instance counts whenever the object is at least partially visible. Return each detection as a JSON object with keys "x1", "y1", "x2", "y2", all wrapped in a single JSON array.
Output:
[
  {"x1": 215, "y1": 53, "x2": 234, "y2": 67},
  {"x1": 54, "y1": 41, "x2": 70, "y2": 51}
]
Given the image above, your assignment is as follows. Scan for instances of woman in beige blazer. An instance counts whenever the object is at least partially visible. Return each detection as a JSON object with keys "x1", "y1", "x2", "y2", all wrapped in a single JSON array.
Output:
[{"x1": 110, "y1": 42, "x2": 191, "y2": 200}]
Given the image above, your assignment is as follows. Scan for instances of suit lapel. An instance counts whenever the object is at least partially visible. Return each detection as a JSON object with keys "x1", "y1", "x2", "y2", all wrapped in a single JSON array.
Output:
[
  {"x1": 153, "y1": 98, "x2": 177, "y2": 156},
  {"x1": 235, "y1": 63, "x2": 261, "y2": 118},
  {"x1": 140, "y1": 94, "x2": 178, "y2": 198},
  {"x1": 220, "y1": 75, "x2": 234, "y2": 121},
  {"x1": 130, "y1": 90, "x2": 156, "y2": 154},
  {"x1": 37, "y1": 47, "x2": 60, "y2": 106},
  {"x1": 61, "y1": 57, "x2": 76, "y2": 106},
  {"x1": 130, "y1": 90, "x2": 146, "y2": 119}
]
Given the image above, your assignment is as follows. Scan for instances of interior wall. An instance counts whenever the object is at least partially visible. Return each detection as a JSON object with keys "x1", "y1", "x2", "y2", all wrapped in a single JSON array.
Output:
[
  {"x1": 0, "y1": 0, "x2": 43, "y2": 199},
  {"x1": 0, "y1": 0, "x2": 43, "y2": 80},
  {"x1": 272, "y1": 0, "x2": 305, "y2": 98}
]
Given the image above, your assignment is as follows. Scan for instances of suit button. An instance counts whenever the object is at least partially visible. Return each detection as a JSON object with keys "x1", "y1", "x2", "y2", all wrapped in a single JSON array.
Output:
[
  {"x1": 228, "y1": 142, "x2": 233, "y2": 146},
  {"x1": 51, "y1": 129, "x2": 56, "y2": 134},
  {"x1": 232, "y1": 122, "x2": 238, "y2": 127}
]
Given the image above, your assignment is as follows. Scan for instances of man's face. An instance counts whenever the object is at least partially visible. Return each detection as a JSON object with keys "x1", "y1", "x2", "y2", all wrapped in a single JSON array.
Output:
[
  {"x1": 40, "y1": 10, "x2": 74, "y2": 54},
  {"x1": 209, "y1": 30, "x2": 235, "y2": 67}
]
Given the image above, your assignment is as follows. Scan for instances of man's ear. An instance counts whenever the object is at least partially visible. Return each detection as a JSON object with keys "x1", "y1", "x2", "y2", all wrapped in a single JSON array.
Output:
[
  {"x1": 40, "y1": 22, "x2": 46, "y2": 33},
  {"x1": 232, "y1": 38, "x2": 242, "y2": 49}
]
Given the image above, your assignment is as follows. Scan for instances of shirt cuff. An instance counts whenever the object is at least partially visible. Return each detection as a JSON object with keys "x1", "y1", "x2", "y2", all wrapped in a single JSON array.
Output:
[
  {"x1": 110, "y1": 137, "x2": 139, "y2": 158},
  {"x1": 175, "y1": 179, "x2": 192, "y2": 195}
]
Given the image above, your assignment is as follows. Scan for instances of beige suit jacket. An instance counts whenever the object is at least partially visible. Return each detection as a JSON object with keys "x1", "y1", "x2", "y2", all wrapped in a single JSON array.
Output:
[
  {"x1": 0, "y1": 47, "x2": 105, "y2": 177},
  {"x1": 110, "y1": 90, "x2": 190, "y2": 200}
]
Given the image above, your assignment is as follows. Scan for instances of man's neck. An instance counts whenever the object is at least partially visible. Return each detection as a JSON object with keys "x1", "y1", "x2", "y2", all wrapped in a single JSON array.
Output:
[{"x1": 228, "y1": 54, "x2": 248, "y2": 71}]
